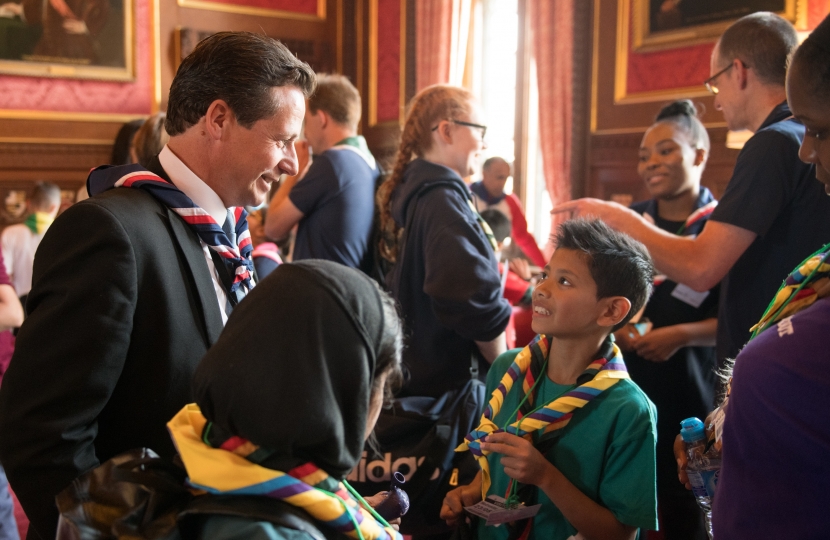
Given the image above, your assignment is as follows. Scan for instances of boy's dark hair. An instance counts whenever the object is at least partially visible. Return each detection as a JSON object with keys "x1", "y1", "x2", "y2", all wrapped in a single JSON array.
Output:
[
  {"x1": 480, "y1": 208, "x2": 511, "y2": 244},
  {"x1": 165, "y1": 32, "x2": 317, "y2": 136},
  {"x1": 554, "y1": 219, "x2": 653, "y2": 331}
]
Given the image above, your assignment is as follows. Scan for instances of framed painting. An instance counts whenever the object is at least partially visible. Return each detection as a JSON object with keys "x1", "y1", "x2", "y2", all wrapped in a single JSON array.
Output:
[
  {"x1": 0, "y1": 0, "x2": 134, "y2": 81},
  {"x1": 632, "y1": 0, "x2": 803, "y2": 51},
  {"x1": 177, "y1": 0, "x2": 325, "y2": 20}
]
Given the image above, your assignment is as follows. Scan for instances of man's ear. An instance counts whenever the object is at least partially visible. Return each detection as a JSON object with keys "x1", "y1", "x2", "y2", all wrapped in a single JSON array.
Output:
[
  {"x1": 204, "y1": 99, "x2": 234, "y2": 140},
  {"x1": 597, "y1": 296, "x2": 632, "y2": 329},
  {"x1": 735, "y1": 58, "x2": 750, "y2": 90},
  {"x1": 317, "y1": 109, "x2": 329, "y2": 129}
]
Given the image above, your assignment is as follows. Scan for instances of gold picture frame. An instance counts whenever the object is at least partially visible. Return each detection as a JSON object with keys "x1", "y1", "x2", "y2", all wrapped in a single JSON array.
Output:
[
  {"x1": 614, "y1": 0, "x2": 805, "y2": 105},
  {"x1": 177, "y1": 0, "x2": 325, "y2": 20},
  {"x1": 632, "y1": 0, "x2": 804, "y2": 53},
  {"x1": 0, "y1": 0, "x2": 135, "y2": 81}
]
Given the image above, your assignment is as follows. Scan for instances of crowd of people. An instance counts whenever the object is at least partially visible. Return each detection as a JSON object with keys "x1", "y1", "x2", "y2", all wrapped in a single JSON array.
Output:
[{"x1": 0, "y1": 8, "x2": 827, "y2": 540}]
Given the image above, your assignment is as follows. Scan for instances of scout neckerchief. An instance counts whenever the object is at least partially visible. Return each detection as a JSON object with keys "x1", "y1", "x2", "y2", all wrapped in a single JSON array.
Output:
[
  {"x1": 457, "y1": 334, "x2": 630, "y2": 499},
  {"x1": 168, "y1": 405, "x2": 402, "y2": 540},
  {"x1": 111, "y1": 168, "x2": 254, "y2": 295},
  {"x1": 641, "y1": 188, "x2": 717, "y2": 287},
  {"x1": 330, "y1": 135, "x2": 378, "y2": 171},
  {"x1": 23, "y1": 211, "x2": 54, "y2": 235},
  {"x1": 749, "y1": 243, "x2": 830, "y2": 339}
]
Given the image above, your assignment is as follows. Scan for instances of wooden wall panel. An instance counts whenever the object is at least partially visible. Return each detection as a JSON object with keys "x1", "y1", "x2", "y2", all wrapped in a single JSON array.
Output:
[
  {"x1": 0, "y1": 0, "x2": 339, "y2": 198},
  {"x1": 583, "y1": 0, "x2": 741, "y2": 205}
]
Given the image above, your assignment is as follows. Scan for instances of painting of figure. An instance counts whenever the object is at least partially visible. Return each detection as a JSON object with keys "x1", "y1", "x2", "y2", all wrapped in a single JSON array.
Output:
[
  {"x1": 0, "y1": 0, "x2": 131, "y2": 80},
  {"x1": 633, "y1": 0, "x2": 799, "y2": 51}
]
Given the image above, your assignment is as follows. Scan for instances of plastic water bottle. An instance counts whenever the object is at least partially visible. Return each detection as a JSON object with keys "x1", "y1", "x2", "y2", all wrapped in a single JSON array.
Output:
[{"x1": 680, "y1": 417, "x2": 720, "y2": 540}]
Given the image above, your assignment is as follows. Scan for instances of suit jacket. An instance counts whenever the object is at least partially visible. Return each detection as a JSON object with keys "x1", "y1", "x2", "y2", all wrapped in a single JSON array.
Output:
[{"x1": 0, "y1": 158, "x2": 224, "y2": 539}]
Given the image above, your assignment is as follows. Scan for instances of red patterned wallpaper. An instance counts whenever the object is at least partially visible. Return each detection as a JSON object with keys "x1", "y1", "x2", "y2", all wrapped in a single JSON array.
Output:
[
  {"x1": 199, "y1": 0, "x2": 317, "y2": 13},
  {"x1": 376, "y1": 0, "x2": 401, "y2": 123},
  {"x1": 0, "y1": 0, "x2": 153, "y2": 115},
  {"x1": 626, "y1": 0, "x2": 829, "y2": 95}
]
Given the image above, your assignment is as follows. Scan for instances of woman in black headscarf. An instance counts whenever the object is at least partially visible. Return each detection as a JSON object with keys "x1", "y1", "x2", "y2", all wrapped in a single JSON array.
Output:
[{"x1": 167, "y1": 260, "x2": 404, "y2": 540}]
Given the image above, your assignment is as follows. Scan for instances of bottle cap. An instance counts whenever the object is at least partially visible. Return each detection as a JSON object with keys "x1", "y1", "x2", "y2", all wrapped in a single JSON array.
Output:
[{"x1": 679, "y1": 417, "x2": 705, "y2": 442}]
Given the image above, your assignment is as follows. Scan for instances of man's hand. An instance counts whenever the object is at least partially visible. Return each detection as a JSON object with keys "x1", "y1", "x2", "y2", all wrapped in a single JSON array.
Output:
[
  {"x1": 294, "y1": 140, "x2": 311, "y2": 179},
  {"x1": 509, "y1": 258, "x2": 532, "y2": 281},
  {"x1": 632, "y1": 326, "x2": 685, "y2": 362},
  {"x1": 480, "y1": 432, "x2": 552, "y2": 486},
  {"x1": 440, "y1": 475, "x2": 482, "y2": 527},
  {"x1": 550, "y1": 198, "x2": 636, "y2": 230}
]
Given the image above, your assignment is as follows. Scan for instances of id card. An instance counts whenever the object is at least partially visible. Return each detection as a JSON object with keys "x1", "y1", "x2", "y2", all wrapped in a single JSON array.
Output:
[
  {"x1": 465, "y1": 495, "x2": 541, "y2": 526},
  {"x1": 671, "y1": 283, "x2": 709, "y2": 308}
]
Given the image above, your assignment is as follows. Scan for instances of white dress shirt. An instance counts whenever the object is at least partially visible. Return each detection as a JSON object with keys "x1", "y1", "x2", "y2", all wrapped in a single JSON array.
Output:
[{"x1": 158, "y1": 145, "x2": 232, "y2": 325}]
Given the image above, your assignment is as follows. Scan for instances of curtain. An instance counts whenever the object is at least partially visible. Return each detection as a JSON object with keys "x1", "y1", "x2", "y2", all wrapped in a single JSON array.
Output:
[
  {"x1": 415, "y1": 0, "x2": 475, "y2": 91},
  {"x1": 530, "y1": 0, "x2": 573, "y2": 243}
]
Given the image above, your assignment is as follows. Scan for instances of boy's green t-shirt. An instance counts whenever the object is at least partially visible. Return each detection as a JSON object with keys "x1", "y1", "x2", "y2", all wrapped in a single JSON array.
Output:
[{"x1": 476, "y1": 348, "x2": 659, "y2": 540}]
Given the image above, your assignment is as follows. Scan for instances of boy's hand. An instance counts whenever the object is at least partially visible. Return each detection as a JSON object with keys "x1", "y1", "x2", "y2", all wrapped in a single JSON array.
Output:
[
  {"x1": 440, "y1": 481, "x2": 482, "y2": 526},
  {"x1": 481, "y1": 432, "x2": 552, "y2": 486}
]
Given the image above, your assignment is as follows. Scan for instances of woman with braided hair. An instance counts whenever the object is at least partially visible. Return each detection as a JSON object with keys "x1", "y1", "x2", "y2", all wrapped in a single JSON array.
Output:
[{"x1": 377, "y1": 85, "x2": 511, "y2": 398}]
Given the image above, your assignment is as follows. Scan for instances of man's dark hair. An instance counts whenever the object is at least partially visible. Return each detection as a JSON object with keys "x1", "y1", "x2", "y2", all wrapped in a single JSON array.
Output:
[
  {"x1": 308, "y1": 74, "x2": 362, "y2": 130},
  {"x1": 554, "y1": 219, "x2": 654, "y2": 331},
  {"x1": 717, "y1": 12, "x2": 797, "y2": 87},
  {"x1": 166, "y1": 32, "x2": 316, "y2": 136},
  {"x1": 480, "y1": 208, "x2": 512, "y2": 244}
]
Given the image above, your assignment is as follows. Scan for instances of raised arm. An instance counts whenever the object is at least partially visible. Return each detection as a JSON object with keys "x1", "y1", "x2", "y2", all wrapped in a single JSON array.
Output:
[{"x1": 551, "y1": 199, "x2": 755, "y2": 291}]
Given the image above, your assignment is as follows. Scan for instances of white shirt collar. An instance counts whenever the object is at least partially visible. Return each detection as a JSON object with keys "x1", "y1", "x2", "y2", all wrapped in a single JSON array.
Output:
[{"x1": 158, "y1": 145, "x2": 228, "y2": 226}]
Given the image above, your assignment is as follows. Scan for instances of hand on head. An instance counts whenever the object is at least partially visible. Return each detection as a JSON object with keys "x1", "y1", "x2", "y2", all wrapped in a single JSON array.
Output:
[{"x1": 550, "y1": 198, "x2": 633, "y2": 230}]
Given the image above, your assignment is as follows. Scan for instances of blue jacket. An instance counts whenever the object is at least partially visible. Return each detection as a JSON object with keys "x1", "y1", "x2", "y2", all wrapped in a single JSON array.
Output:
[{"x1": 388, "y1": 158, "x2": 511, "y2": 397}]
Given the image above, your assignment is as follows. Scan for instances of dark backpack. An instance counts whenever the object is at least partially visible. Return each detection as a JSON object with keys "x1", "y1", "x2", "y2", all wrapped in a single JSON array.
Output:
[{"x1": 55, "y1": 448, "x2": 343, "y2": 540}]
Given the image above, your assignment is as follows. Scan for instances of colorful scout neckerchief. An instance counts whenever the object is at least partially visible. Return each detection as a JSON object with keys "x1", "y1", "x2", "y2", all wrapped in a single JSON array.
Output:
[
  {"x1": 168, "y1": 405, "x2": 402, "y2": 540},
  {"x1": 642, "y1": 188, "x2": 717, "y2": 287},
  {"x1": 104, "y1": 167, "x2": 255, "y2": 295},
  {"x1": 457, "y1": 334, "x2": 630, "y2": 498},
  {"x1": 24, "y1": 211, "x2": 54, "y2": 235},
  {"x1": 749, "y1": 243, "x2": 830, "y2": 339}
]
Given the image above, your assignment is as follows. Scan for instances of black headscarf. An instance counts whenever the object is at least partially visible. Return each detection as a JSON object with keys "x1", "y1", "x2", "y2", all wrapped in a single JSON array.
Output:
[{"x1": 193, "y1": 260, "x2": 387, "y2": 480}]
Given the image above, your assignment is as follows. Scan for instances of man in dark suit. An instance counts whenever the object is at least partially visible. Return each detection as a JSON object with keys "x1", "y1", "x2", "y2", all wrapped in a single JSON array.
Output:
[{"x1": 0, "y1": 32, "x2": 315, "y2": 539}]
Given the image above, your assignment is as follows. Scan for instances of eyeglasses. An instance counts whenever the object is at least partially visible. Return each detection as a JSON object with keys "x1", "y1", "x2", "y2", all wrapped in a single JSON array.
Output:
[
  {"x1": 703, "y1": 64, "x2": 734, "y2": 95},
  {"x1": 431, "y1": 119, "x2": 487, "y2": 140},
  {"x1": 704, "y1": 61, "x2": 750, "y2": 95}
]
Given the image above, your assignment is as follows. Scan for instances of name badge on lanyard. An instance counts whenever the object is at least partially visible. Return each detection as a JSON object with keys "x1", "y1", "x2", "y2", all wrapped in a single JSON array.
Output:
[{"x1": 671, "y1": 283, "x2": 709, "y2": 308}]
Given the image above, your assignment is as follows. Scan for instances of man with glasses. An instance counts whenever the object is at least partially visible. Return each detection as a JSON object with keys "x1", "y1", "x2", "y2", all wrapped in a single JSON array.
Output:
[
  {"x1": 553, "y1": 11, "x2": 830, "y2": 371},
  {"x1": 266, "y1": 74, "x2": 379, "y2": 271}
]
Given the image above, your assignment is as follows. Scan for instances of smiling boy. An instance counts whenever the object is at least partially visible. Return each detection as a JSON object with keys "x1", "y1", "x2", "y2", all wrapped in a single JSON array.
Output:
[{"x1": 442, "y1": 219, "x2": 659, "y2": 540}]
